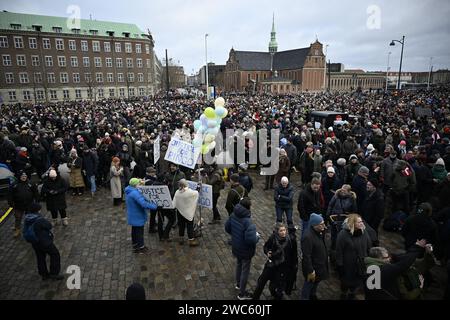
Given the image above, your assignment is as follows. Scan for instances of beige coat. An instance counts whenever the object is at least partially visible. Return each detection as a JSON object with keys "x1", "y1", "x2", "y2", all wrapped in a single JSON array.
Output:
[
  {"x1": 68, "y1": 157, "x2": 85, "y2": 188},
  {"x1": 110, "y1": 165, "x2": 124, "y2": 199},
  {"x1": 173, "y1": 187, "x2": 199, "y2": 221}
]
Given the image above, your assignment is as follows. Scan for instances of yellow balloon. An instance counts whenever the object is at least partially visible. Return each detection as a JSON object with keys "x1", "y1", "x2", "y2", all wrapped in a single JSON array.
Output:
[
  {"x1": 204, "y1": 107, "x2": 216, "y2": 119},
  {"x1": 201, "y1": 144, "x2": 210, "y2": 154},
  {"x1": 214, "y1": 97, "x2": 225, "y2": 108},
  {"x1": 204, "y1": 134, "x2": 215, "y2": 144}
]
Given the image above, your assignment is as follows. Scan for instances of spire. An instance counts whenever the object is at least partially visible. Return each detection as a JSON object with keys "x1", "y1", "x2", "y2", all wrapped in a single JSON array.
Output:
[{"x1": 269, "y1": 13, "x2": 278, "y2": 54}]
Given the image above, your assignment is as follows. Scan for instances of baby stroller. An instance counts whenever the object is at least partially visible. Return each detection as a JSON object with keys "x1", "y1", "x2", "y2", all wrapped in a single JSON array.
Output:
[{"x1": 328, "y1": 213, "x2": 348, "y2": 267}]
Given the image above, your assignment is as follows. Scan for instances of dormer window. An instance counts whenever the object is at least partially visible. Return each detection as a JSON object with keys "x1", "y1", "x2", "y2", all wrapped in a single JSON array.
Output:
[
  {"x1": 32, "y1": 25, "x2": 42, "y2": 32},
  {"x1": 123, "y1": 32, "x2": 130, "y2": 38},
  {"x1": 53, "y1": 27, "x2": 62, "y2": 33},
  {"x1": 11, "y1": 23, "x2": 21, "y2": 30},
  {"x1": 90, "y1": 29, "x2": 98, "y2": 35},
  {"x1": 72, "y1": 28, "x2": 80, "y2": 34},
  {"x1": 107, "y1": 31, "x2": 115, "y2": 37}
]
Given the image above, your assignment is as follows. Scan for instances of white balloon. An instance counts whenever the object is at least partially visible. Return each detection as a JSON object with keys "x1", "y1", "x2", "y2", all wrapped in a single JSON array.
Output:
[{"x1": 214, "y1": 97, "x2": 225, "y2": 108}]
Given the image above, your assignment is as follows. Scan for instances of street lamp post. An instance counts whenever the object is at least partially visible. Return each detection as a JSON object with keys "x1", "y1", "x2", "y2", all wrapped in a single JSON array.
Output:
[
  {"x1": 390, "y1": 35, "x2": 405, "y2": 90},
  {"x1": 385, "y1": 51, "x2": 391, "y2": 91},
  {"x1": 427, "y1": 57, "x2": 433, "y2": 90},
  {"x1": 205, "y1": 34, "x2": 209, "y2": 100}
]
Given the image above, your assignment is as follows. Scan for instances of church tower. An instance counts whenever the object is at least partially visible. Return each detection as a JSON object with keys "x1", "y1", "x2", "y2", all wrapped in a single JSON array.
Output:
[{"x1": 268, "y1": 13, "x2": 278, "y2": 54}]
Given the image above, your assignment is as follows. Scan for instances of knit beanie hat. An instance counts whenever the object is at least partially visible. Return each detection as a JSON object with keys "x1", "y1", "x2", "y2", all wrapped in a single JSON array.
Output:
[
  {"x1": 129, "y1": 178, "x2": 141, "y2": 187},
  {"x1": 436, "y1": 158, "x2": 445, "y2": 166},
  {"x1": 309, "y1": 213, "x2": 324, "y2": 226}
]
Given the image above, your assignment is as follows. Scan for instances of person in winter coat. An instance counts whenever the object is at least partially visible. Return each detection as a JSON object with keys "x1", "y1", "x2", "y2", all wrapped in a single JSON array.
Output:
[
  {"x1": 125, "y1": 178, "x2": 157, "y2": 254},
  {"x1": 276, "y1": 149, "x2": 291, "y2": 186},
  {"x1": 321, "y1": 166, "x2": 343, "y2": 209},
  {"x1": 110, "y1": 157, "x2": 124, "y2": 205},
  {"x1": 415, "y1": 157, "x2": 434, "y2": 204},
  {"x1": 50, "y1": 140, "x2": 66, "y2": 168},
  {"x1": 274, "y1": 177, "x2": 295, "y2": 225},
  {"x1": 173, "y1": 179, "x2": 200, "y2": 246},
  {"x1": 352, "y1": 166, "x2": 370, "y2": 216},
  {"x1": 165, "y1": 163, "x2": 186, "y2": 198},
  {"x1": 13, "y1": 147, "x2": 33, "y2": 177},
  {"x1": 30, "y1": 141, "x2": 48, "y2": 179},
  {"x1": 225, "y1": 174, "x2": 249, "y2": 216},
  {"x1": 282, "y1": 137, "x2": 298, "y2": 180},
  {"x1": 390, "y1": 160, "x2": 416, "y2": 215},
  {"x1": 298, "y1": 178, "x2": 323, "y2": 240},
  {"x1": 402, "y1": 202, "x2": 439, "y2": 251},
  {"x1": 335, "y1": 158, "x2": 347, "y2": 183},
  {"x1": 225, "y1": 198, "x2": 260, "y2": 300},
  {"x1": 144, "y1": 166, "x2": 160, "y2": 234},
  {"x1": 345, "y1": 154, "x2": 362, "y2": 184},
  {"x1": 41, "y1": 169, "x2": 68, "y2": 226},
  {"x1": 432, "y1": 158, "x2": 448, "y2": 185},
  {"x1": 301, "y1": 213, "x2": 329, "y2": 300},
  {"x1": 82, "y1": 147, "x2": 99, "y2": 197},
  {"x1": 8, "y1": 171, "x2": 40, "y2": 237},
  {"x1": 208, "y1": 167, "x2": 225, "y2": 223},
  {"x1": 380, "y1": 150, "x2": 398, "y2": 194},
  {"x1": 24, "y1": 202, "x2": 64, "y2": 281},
  {"x1": 238, "y1": 163, "x2": 253, "y2": 194},
  {"x1": 253, "y1": 223, "x2": 298, "y2": 300},
  {"x1": 67, "y1": 149, "x2": 85, "y2": 196},
  {"x1": 118, "y1": 143, "x2": 133, "y2": 187},
  {"x1": 363, "y1": 179, "x2": 385, "y2": 235},
  {"x1": 341, "y1": 136, "x2": 358, "y2": 161},
  {"x1": 364, "y1": 241, "x2": 430, "y2": 300},
  {"x1": 327, "y1": 185, "x2": 357, "y2": 218},
  {"x1": 336, "y1": 214, "x2": 372, "y2": 300},
  {"x1": 298, "y1": 143, "x2": 315, "y2": 185}
]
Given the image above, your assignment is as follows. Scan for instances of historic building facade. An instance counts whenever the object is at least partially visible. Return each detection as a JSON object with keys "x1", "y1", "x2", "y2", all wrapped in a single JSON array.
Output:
[
  {"x1": 224, "y1": 17, "x2": 326, "y2": 93},
  {"x1": 0, "y1": 11, "x2": 158, "y2": 104}
]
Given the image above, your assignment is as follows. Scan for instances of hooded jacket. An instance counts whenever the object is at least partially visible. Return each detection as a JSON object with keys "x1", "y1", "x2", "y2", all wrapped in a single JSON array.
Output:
[
  {"x1": 225, "y1": 204, "x2": 259, "y2": 259},
  {"x1": 326, "y1": 189, "x2": 357, "y2": 218},
  {"x1": 125, "y1": 186, "x2": 157, "y2": 226},
  {"x1": 301, "y1": 226, "x2": 329, "y2": 280}
]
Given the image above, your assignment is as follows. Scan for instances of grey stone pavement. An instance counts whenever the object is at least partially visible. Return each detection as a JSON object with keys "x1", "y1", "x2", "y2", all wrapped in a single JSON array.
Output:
[{"x1": 0, "y1": 171, "x2": 446, "y2": 300}]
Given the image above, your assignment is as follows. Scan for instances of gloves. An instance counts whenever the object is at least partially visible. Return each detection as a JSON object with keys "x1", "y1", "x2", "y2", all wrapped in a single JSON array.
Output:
[{"x1": 307, "y1": 272, "x2": 316, "y2": 282}]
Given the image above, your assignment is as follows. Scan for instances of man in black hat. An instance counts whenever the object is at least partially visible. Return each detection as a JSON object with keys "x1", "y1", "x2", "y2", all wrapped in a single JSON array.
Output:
[
  {"x1": 363, "y1": 179, "x2": 384, "y2": 235},
  {"x1": 23, "y1": 202, "x2": 64, "y2": 281}
]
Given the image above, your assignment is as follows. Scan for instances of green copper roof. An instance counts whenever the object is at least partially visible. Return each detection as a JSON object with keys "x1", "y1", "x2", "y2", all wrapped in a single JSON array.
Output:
[
  {"x1": 269, "y1": 13, "x2": 278, "y2": 53},
  {"x1": 0, "y1": 11, "x2": 147, "y2": 39}
]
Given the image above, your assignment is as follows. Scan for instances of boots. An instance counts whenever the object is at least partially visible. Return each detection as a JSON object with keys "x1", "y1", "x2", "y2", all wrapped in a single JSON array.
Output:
[
  {"x1": 62, "y1": 218, "x2": 69, "y2": 226},
  {"x1": 188, "y1": 239, "x2": 199, "y2": 247},
  {"x1": 13, "y1": 228, "x2": 21, "y2": 238}
]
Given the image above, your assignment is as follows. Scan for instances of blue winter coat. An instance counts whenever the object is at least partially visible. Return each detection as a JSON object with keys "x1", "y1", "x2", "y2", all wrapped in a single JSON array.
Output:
[
  {"x1": 225, "y1": 204, "x2": 259, "y2": 259},
  {"x1": 125, "y1": 186, "x2": 157, "y2": 227},
  {"x1": 274, "y1": 184, "x2": 294, "y2": 209}
]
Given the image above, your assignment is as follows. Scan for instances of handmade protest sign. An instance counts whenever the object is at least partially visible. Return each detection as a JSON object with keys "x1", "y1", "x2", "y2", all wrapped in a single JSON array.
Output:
[
  {"x1": 138, "y1": 185, "x2": 174, "y2": 209},
  {"x1": 164, "y1": 138, "x2": 201, "y2": 169},
  {"x1": 154, "y1": 136, "x2": 160, "y2": 165},
  {"x1": 186, "y1": 180, "x2": 213, "y2": 209}
]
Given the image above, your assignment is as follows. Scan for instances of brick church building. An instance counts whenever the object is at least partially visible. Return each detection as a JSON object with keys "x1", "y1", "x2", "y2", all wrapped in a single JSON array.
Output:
[{"x1": 224, "y1": 17, "x2": 326, "y2": 93}]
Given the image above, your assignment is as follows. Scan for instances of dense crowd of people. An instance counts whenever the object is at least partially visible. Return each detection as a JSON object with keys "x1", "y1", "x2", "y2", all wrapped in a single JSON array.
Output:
[{"x1": 1, "y1": 86, "x2": 449, "y2": 299}]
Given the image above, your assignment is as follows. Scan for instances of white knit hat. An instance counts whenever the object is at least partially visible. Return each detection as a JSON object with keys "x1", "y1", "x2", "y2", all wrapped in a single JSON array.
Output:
[{"x1": 436, "y1": 158, "x2": 445, "y2": 166}]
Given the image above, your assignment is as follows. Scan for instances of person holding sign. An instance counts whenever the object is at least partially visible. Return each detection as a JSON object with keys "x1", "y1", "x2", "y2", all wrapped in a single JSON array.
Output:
[
  {"x1": 172, "y1": 179, "x2": 200, "y2": 247},
  {"x1": 125, "y1": 178, "x2": 158, "y2": 254}
]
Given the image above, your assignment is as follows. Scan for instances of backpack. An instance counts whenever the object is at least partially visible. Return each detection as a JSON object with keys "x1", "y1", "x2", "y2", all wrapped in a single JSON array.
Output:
[
  {"x1": 22, "y1": 213, "x2": 44, "y2": 243},
  {"x1": 383, "y1": 211, "x2": 407, "y2": 232}
]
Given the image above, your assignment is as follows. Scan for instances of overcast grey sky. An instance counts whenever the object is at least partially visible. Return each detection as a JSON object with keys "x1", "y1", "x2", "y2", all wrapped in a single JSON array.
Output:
[{"x1": 1, "y1": 0, "x2": 449, "y2": 74}]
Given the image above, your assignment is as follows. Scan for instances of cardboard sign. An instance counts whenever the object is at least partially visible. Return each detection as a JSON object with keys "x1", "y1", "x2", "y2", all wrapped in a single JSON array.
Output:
[
  {"x1": 186, "y1": 180, "x2": 213, "y2": 209},
  {"x1": 138, "y1": 185, "x2": 174, "y2": 209},
  {"x1": 164, "y1": 138, "x2": 201, "y2": 169},
  {"x1": 154, "y1": 136, "x2": 160, "y2": 165}
]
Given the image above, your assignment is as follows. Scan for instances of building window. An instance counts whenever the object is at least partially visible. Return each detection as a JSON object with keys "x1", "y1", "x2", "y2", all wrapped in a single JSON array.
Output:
[
  {"x1": 73, "y1": 73, "x2": 80, "y2": 83},
  {"x1": 115, "y1": 43, "x2": 121, "y2": 53},
  {"x1": 146, "y1": 59, "x2": 151, "y2": 68},
  {"x1": 92, "y1": 41, "x2": 100, "y2": 52},
  {"x1": 139, "y1": 88, "x2": 145, "y2": 96},
  {"x1": 69, "y1": 40, "x2": 76, "y2": 51},
  {"x1": 19, "y1": 72, "x2": 29, "y2": 83},
  {"x1": 47, "y1": 73, "x2": 55, "y2": 83},
  {"x1": 58, "y1": 56, "x2": 66, "y2": 67},
  {"x1": 137, "y1": 59, "x2": 143, "y2": 68},
  {"x1": 14, "y1": 36, "x2": 24, "y2": 48},
  {"x1": 104, "y1": 42, "x2": 111, "y2": 52},
  {"x1": 136, "y1": 44, "x2": 142, "y2": 54},
  {"x1": 23, "y1": 91, "x2": 32, "y2": 101},
  {"x1": 107, "y1": 73, "x2": 114, "y2": 82},
  {"x1": 11, "y1": 23, "x2": 21, "y2": 30},
  {"x1": 81, "y1": 41, "x2": 88, "y2": 51},
  {"x1": 55, "y1": 39, "x2": 64, "y2": 50},
  {"x1": 72, "y1": 28, "x2": 80, "y2": 34},
  {"x1": 117, "y1": 73, "x2": 124, "y2": 82},
  {"x1": 98, "y1": 88, "x2": 104, "y2": 98},
  {"x1": 125, "y1": 43, "x2": 132, "y2": 53},
  {"x1": 126, "y1": 58, "x2": 133, "y2": 68},
  {"x1": 116, "y1": 58, "x2": 123, "y2": 68},
  {"x1": 96, "y1": 73, "x2": 103, "y2": 83},
  {"x1": 5, "y1": 73, "x2": 14, "y2": 84},
  {"x1": 137, "y1": 73, "x2": 144, "y2": 82},
  {"x1": 127, "y1": 73, "x2": 134, "y2": 82},
  {"x1": 63, "y1": 90, "x2": 70, "y2": 100},
  {"x1": 43, "y1": 38, "x2": 51, "y2": 49},
  {"x1": 90, "y1": 30, "x2": 98, "y2": 36},
  {"x1": 52, "y1": 27, "x2": 62, "y2": 33},
  {"x1": 60, "y1": 73, "x2": 69, "y2": 83},
  {"x1": 2, "y1": 55, "x2": 11, "y2": 66},
  {"x1": 119, "y1": 88, "x2": 125, "y2": 97},
  {"x1": 9, "y1": 91, "x2": 17, "y2": 101},
  {"x1": 31, "y1": 55, "x2": 39, "y2": 66},
  {"x1": 128, "y1": 87, "x2": 135, "y2": 96},
  {"x1": 84, "y1": 73, "x2": 92, "y2": 82},
  {"x1": 83, "y1": 57, "x2": 90, "y2": 67},
  {"x1": 34, "y1": 72, "x2": 42, "y2": 83},
  {"x1": 36, "y1": 90, "x2": 44, "y2": 100},
  {"x1": 45, "y1": 56, "x2": 53, "y2": 67},
  {"x1": 50, "y1": 90, "x2": 58, "y2": 100},
  {"x1": 145, "y1": 44, "x2": 150, "y2": 54},
  {"x1": 16, "y1": 55, "x2": 26, "y2": 66},
  {"x1": 94, "y1": 57, "x2": 102, "y2": 68},
  {"x1": 0, "y1": 36, "x2": 8, "y2": 48},
  {"x1": 106, "y1": 58, "x2": 112, "y2": 68},
  {"x1": 75, "y1": 89, "x2": 82, "y2": 99},
  {"x1": 109, "y1": 88, "x2": 115, "y2": 97},
  {"x1": 71, "y1": 56, "x2": 78, "y2": 67},
  {"x1": 29, "y1": 38, "x2": 37, "y2": 49}
]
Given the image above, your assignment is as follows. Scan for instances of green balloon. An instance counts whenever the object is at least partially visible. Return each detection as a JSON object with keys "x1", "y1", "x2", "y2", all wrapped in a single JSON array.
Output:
[{"x1": 204, "y1": 107, "x2": 216, "y2": 119}]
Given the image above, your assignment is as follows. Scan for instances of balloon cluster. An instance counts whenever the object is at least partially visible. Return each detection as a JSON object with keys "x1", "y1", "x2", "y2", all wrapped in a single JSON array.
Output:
[{"x1": 193, "y1": 97, "x2": 228, "y2": 154}]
